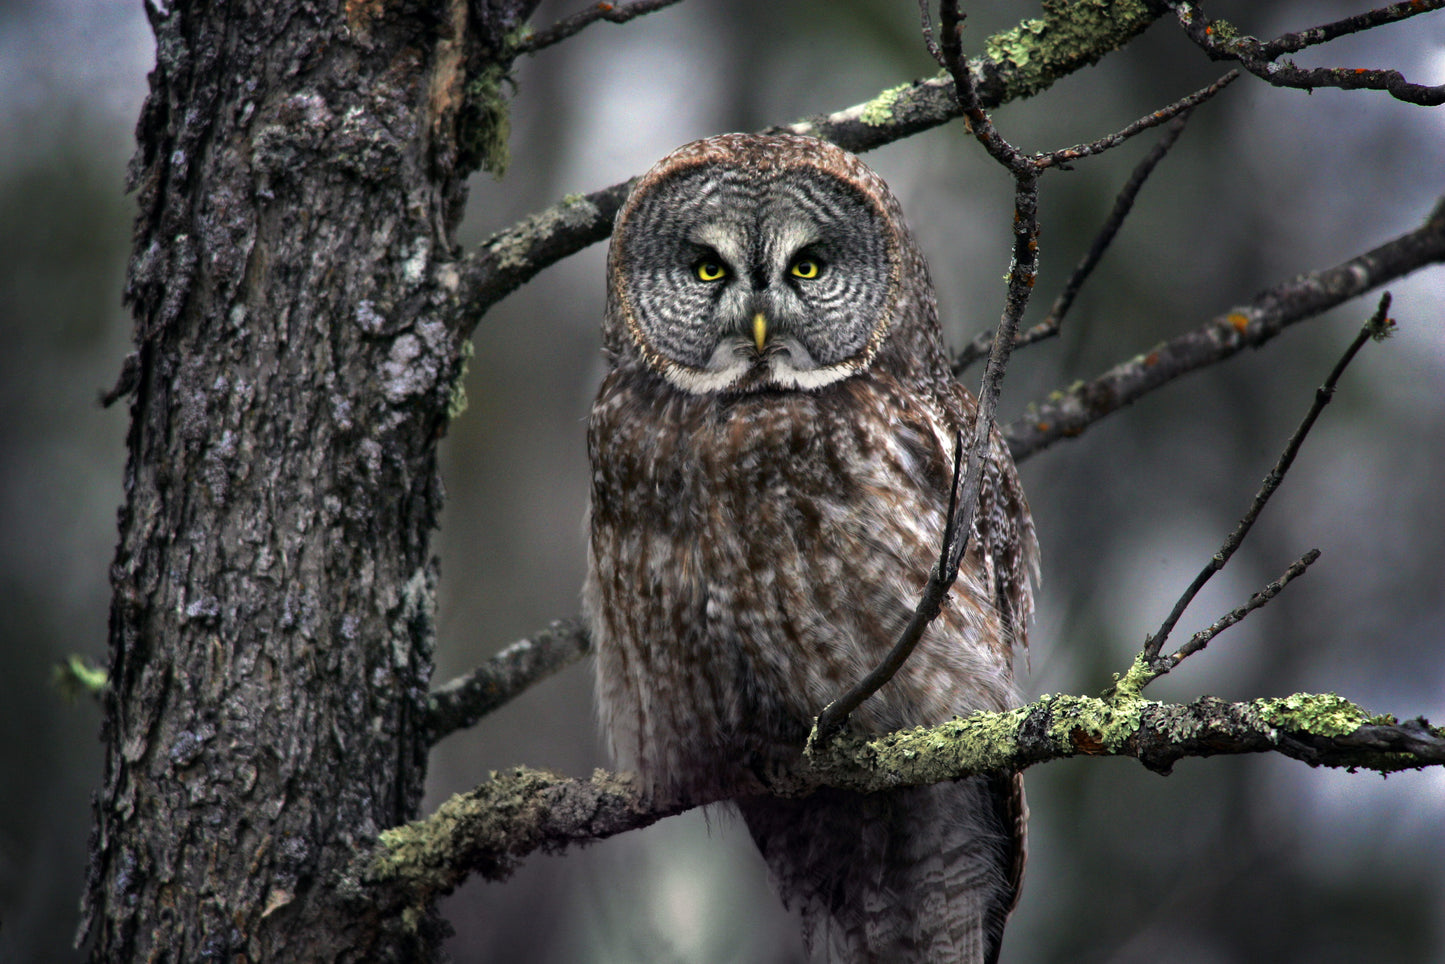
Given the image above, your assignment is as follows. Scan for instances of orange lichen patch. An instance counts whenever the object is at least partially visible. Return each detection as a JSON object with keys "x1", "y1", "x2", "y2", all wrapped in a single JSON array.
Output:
[
  {"x1": 427, "y1": 0, "x2": 468, "y2": 136},
  {"x1": 1070, "y1": 727, "x2": 1107, "y2": 755},
  {"x1": 1144, "y1": 350, "x2": 1160, "y2": 367},
  {"x1": 1226, "y1": 312, "x2": 1250, "y2": 334},
  {"x1": 1035, "y1": 422, "x2": 1050, "y2": 432},
  {"x1": 345, "y1": 0, "x2": 387, "y2": 35}
]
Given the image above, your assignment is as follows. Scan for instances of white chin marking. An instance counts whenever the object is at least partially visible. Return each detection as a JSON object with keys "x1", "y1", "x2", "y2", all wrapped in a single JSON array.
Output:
[
  {"x1": 661, "y1": 362, "x2": 751, "y2": 394},
  {"x1": 659, "y1": 356, "x2": 858, "y2": 395},
  {"x1": 764, "y1": 357, "x2": 858, "y2": 390}
]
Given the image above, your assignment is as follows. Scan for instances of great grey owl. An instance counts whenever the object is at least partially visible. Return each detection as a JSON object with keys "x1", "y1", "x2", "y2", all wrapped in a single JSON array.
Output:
[{"x1": 584, "y1": 132, "x2": 1038, "y2": 962}]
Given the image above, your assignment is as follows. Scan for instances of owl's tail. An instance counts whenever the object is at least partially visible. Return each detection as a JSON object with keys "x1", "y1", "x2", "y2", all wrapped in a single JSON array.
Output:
[{"x1": 739, "y1": 774, "x2": 1023, "y2": 963}]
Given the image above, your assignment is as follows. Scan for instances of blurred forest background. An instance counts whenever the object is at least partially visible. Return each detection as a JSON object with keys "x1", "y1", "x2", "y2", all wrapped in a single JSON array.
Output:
[{"x1": 2, "y1": 1, "x2": 1442, "y2": 961}]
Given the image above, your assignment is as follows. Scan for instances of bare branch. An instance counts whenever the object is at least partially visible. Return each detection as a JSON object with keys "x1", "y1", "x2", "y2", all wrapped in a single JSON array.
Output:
[
  {"x1": 1031, "y1": 70, "x2": 1238, "y2": 171},
  {"x1": 938, "y1": 3, "x2": 1034, "y2": 177},
  {"x1": 1174, "y1": 1, "x2": 1445, "y2": 106},
  {"x1": 514, "y1": 0, "x2": 687, "y2": 56},
  {"x1": 426, "y1": 617, "x2": 591, "y2": 744},
  {"x1": 1141, "y1": 299, "x2": 1389, "y2": 663},
  {"x1": 365, "y1": 692, "x2": 1445, "y2": 910},
  {"x1": 1003, "y1": 198, "x2": 1445, "y2": 462},
  {"x1": 1256, "y1": 1, "x2": 1445, "y2": 58}
]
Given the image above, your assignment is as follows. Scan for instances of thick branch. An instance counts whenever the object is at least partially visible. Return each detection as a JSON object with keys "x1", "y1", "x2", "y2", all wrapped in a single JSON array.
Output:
[
  {"x1": 354, "y1": 766, "x2": 688, "y2": 918},
  {"x1": 451, "y1": 0, "x2": 1167, "y2": 326},
  {"x1": 1002, "y1": 197, "x2": 1445, "y2": 462},
  {"x1": 364, "y1": 690, "x2": 1445, "y2": 911}
]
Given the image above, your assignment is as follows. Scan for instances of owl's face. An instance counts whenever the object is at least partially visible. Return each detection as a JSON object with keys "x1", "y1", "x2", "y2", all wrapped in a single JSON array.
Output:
[{"x1": 608, "y1": 135, "x2": 905, "y2": 394}]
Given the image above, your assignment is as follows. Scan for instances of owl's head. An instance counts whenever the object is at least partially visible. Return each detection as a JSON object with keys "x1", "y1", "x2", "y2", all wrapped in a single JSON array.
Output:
[{"x1": 605, "y1": 133, "x2": 941, "y2": 395}]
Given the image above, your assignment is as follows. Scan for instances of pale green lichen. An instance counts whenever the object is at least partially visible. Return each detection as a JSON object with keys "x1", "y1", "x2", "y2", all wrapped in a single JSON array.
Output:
[
  {"x1": 447, "y1": 338, "x2": 473, "y2": 421},
  {"x1": 1108, "y1": 652, "x2": 1153, "y2": 703},
  {"x1": 1254, "y1": 692, "x2": 1383, "y2": 738},
  {"x1": 54, "y1": 654, "x2": 109, "y2": 701},
  {"x1": 1046, "y1": 691, "x2": 1146, "y2": 753},
  {"x1": 488, "y1": 193, "x2": 602, "y2": 272},
  {"x1": 858, "y1": 83, "x2": 912, "y2": 126},
  {"x1": 460, "y1": 64, "x2": 512, "y2": 178},
  {"x1": 460, "y1": 23, "x2": 533, "y2": 178},
  {"x1": 982, "y1": 0, "x2": 1157, "y2": 100}
]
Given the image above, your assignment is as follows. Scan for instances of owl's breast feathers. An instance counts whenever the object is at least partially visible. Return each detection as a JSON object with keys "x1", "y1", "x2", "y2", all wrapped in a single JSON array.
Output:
[{"x1": 586, "y1": 363, "x2": 1035, "y2": 803}]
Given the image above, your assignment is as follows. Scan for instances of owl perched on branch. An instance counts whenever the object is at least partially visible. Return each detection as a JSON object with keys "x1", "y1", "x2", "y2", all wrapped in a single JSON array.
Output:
[{"x1": 585, "y1": 133, "x2": 1038, "y2": 963}]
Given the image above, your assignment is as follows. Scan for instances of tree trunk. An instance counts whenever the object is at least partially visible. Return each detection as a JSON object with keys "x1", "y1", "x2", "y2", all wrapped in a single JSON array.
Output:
[{"x1": 82, "y1": 0, "x2": 532, "y2": 958}]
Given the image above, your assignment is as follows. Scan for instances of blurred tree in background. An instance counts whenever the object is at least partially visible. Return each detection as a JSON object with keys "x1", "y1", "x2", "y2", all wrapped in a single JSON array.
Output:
[{"x1": 1, "y1": 1, "x2": 1442, "y2": 961}]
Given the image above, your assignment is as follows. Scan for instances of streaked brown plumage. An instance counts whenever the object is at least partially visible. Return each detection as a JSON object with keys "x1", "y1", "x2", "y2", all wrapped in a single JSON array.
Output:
[{"x1": 585, "y1": 133, "x2": 1037, "y2": 962}]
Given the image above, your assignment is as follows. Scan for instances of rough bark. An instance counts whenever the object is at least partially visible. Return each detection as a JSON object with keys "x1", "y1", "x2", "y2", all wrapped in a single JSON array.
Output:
[{"x1": 83, "y1": 0, "x2": 536, "y2": 959}]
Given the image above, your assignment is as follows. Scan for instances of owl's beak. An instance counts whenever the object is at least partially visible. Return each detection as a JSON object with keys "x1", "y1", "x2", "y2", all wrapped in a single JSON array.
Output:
[{"x1": 752, "y1": 312, "x2": 768, "y2": 352}]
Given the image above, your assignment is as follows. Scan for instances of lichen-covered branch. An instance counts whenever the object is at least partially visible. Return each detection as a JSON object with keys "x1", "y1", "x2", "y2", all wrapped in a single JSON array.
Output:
[
  {"x1": 363, "y1": 688, "x2": 1445, "y2": 913},
  {"x1": 353, "y1": 766, "x2": 688, "y2": 925},
  {"x1": 1002, "y1": 195, "x2": 1445, "y2": 462},
  {"x1": 450, "y1": 0, "x2": 1166, "y2": 328},
  {"x1": 426, "y1": 616, "x2": 590, "y2": 744}
]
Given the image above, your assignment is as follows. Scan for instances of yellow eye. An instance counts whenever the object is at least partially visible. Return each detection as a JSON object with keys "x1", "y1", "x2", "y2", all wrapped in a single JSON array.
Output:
[
  {"x1": 790, "y1": 258, "x2": 821, "y2": 279},
  {"x1": 695, "y1": 260, "x2": 727, "y2": 282}
]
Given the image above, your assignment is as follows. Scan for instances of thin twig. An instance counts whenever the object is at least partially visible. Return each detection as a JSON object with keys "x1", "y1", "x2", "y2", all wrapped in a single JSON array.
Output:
[
  {"x1": 939, "y1": 3, "x2": 1033, "y2": 177},
  {"x1": 1174, "y1": 0, "x2": 1445, "y2": 106},
  {"x1": 813, "y1": 179, "x2": 1038, "y2": 740},
  {"x1": 514, "y1": 0, "x2": 687, "y2": 56},
  {"x1": 953, "y1": 86, "x2": 1211, "y2": 372},
  {"x1": 917, "y1": 0, "x2": 942, "y2": 65},
  {"x1": 1033, "y1": 70, "x2": 1238, "y2": 171},
  {"x1": 1164, "y1": 549, "x2": 1321, "y2": 672},
  {"x1": 1141, "y1": 294, "x2": 1393, "y2": 663},
  {"x1": 1257, "y1": 0, "x2": 1445, "y2": 58}
]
